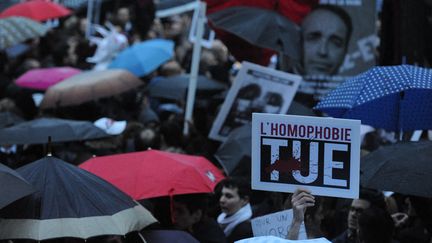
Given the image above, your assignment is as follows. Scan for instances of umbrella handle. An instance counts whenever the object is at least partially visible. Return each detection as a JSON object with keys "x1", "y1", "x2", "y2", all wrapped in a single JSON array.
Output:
[{"x1": 138, "y1": 232, "x2": 147, "y2": 243}]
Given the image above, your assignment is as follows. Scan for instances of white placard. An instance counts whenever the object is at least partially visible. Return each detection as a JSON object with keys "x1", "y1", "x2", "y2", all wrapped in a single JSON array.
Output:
[
  {"x1": 251, "y1": 209, "x2": 307, "y2": 240},
  {"x1": 252, "y1": 113, "x2": 361, "y2": 199},
  {"x1": 236, "y1": 236, "x2": 331, "y2": 243},
  {"x1": 209, "y1": 62, "x2": 301, "y2": 142}
]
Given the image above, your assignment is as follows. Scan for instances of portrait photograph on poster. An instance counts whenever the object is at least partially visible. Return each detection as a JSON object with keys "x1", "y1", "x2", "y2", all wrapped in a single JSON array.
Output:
[
  {"x1": 209, "y1": 62, "x2": 302, "y2": 142},
  {"x1": 251, "y1": 113, "x2": 361, "y2": 199}
]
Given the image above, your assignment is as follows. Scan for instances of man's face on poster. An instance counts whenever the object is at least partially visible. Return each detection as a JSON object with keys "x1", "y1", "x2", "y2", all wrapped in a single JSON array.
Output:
[{"x1": 301, "y1": 9, "x2": 349, "y2": 76}]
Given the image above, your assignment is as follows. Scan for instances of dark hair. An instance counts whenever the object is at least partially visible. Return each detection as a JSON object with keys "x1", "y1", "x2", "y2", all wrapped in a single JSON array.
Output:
[
  {"x1": 358, "y1": 207, "x2": 394, "y2": 243},
  {"x1": 217, "y1": 177, "x2": 251, "y2": 199},
  {"x1": 359, "y1": 188, "x2": 387, "y2": 210},
  {"x1": 309, "y1": 4, "x2": 353, "y2": 47},
  {"x1": 173, "y1": 193, "x2": 209, "y2": 214}
]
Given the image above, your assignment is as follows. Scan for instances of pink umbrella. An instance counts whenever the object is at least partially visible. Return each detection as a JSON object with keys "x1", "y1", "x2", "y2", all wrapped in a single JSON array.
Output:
[{"x1": 15, "y1": 67, "x2": 81, "y2": 90}]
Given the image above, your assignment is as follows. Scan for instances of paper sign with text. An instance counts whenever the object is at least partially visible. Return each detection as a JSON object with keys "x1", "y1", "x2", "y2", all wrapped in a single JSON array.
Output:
[
  {"x1": 252, "y1": 113, "x2": 361, "y2": 199},
  {"x1": 251, "y1": 209, "x2": 307, "y2": 240}
]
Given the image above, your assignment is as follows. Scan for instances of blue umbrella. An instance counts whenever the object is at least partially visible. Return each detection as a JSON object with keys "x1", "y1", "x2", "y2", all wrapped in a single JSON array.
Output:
[
  {"x1": 0, "y1": 156, "x2": 157, "y2": 240},
  {"x1": 108, "y1": 39, "x2": 174, "y2": 77},
  {"x1": 314, "y1": 65, "x2": 432, "y2": 131}
]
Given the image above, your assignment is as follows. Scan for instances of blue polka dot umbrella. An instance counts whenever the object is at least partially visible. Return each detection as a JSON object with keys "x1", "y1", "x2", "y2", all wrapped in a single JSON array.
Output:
[{"x1": 314, "y1": 65, "x2": 432, "y2": 132}]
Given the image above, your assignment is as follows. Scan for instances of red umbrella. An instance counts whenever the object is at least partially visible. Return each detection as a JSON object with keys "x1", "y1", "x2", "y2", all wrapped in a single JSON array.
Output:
[
  {"x1": 79, "y1": 149, "x2": 225, "y2": 200},
  {"x1": 15, "y1": 67, "x2": 81, "y2": 91},
  {"x1": 0, "y1": 0, "x2": 71, "y2": 21},
  {"x1": 205, "y1": 0, "x2": 318, "y2": 65}
]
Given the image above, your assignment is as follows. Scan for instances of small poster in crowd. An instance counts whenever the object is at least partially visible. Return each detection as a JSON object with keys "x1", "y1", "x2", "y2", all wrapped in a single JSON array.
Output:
[
  {"x1": 251, "y1": 113, "x2": 361, "y2": 199},
  {"x1": 209, "y1": 61, "x2": 301, "y2": 142},
  {"x1": 251, "y1": 209, "x2": 307, "y2": 240}
]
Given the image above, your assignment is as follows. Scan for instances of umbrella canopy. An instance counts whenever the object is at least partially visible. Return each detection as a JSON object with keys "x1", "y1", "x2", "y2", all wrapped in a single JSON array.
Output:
[
  {"x1": 315, "y1": 65, "x2": 432, "y2": 131},
  {"x1": 208, "y1": 6, "x2": 301, "y2": 61},
  {"x1": 40, "y1": 69, "x2": 143, "y2": 109},
  {"x1": 361, "y1": 141, "x2": 432, "y2": 198},
  {"x1": 0, "y1": 16, "x2": 49, "y2": 50},
  {"x1": 0, "y1": 0, "x2": 71, "y2": 21},
  {"x1": 0, "y1": 156, "x2": 157, "y2": 240},
  {"x1": 141, "y1": 230, "x2": 199, "y2": 243},
  {"x1": 15, "y1": 67, "x2": 81, "y2": 91},
  {"x1": 215, "y1": 124, "x2": 251, "y2": 175},
  {"x1": 80, "y1": 149, "x2": 225, "y2": 199},
  {"x1": 0, "y1": 117, "x2": 111, "y2": 145},
  {"x1": 108, "y1": 39, "x2": 175, "y2": 77},
  {"x1": 148, "y1": 74, "x2": 227, "y2": 100},
  {"x1": 0, "y1": 163, "x2": 35, "y2": 209}
]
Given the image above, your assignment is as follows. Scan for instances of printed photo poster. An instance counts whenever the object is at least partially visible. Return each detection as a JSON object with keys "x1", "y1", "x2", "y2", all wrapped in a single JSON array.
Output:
[
  {"x1": 279, "y1": 0, "x2": 377, "y2": 100},
  {"x1": 251, "y1": 113, "x2": 361, "y2": 199},
  {"x1": 209, "y1": 62, "x2": 302, "y2": 142}
]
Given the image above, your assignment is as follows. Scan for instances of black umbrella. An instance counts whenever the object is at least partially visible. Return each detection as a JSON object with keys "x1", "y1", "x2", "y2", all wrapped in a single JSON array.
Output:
[
  {"x1": 141, "y1": 230, "x2": 199, "y2": 243},
  {"x1": 361, "y1": 141, "x2": 432, "y2": 198},
  {"x1": 0, "y1": 156, "x2": 157, "y2": 240},
  {"x1": 214, "y1": 124, "x2": 251, "y2": 175},
  {"x1": 208, "y1": 6, "x2": 301, "y2": 61},
  {"x1": 0, "y1": 111, "x2": 24, "y2": 128},
  {"x1": 147, "y1": 74, "x2": 227, "y2": 100},
  {"x1": 0, "y1": 163, "x2": 35, "y2": 209},
  {"x1": 0, "y1": 117, "x2": 111, "y2": 145}
]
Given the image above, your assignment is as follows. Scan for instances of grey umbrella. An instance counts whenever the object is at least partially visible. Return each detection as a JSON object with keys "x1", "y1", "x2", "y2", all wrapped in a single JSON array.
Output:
[
  {"x1": 208, "y1": 6, "x2": 301, "y2": 60},
  {"x1": 361, "y1": 141, "x2": 432, "y2": 197},
  {"x1": 0, "y1": 117, "x2": 111, "y2": 145},
  {"x1": 0, "y1": 163, "x2": 35, "y2": 209}
]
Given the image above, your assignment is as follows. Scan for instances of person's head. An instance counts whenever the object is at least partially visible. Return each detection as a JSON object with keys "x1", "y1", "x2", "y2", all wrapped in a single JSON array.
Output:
[
  {"x1": 116, "y1": 7, "x2": 131, "y2": 25},
  {"x1": 173, "y1": 194, "x2": 209, "y2": 231},
  {"x1": 357, "y1": 207, "x2": 394, "y2": 243},
  {"x1": 348, "y1": 188, "x2": 386, "y2": 230},
  {"x1": 218, "y1": 177, "x2": 251, "y2": 216},
  {"x1": 301, "y1": 4, "x2": 352, "y2": 76}
]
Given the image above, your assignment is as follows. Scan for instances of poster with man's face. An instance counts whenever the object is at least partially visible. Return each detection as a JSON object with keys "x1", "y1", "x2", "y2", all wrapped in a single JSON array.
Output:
[
  {"x1": 280, "y1": 0, "x2": 377, "y2": 100},
  {"x1": 208, "y1": 62, "x2": 301, "y2": 142}
]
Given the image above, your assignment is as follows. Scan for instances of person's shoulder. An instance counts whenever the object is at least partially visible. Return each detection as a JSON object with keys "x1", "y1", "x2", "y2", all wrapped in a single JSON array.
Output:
[
  {"x1": 331, "y1": 229, "x2": 349, "y2": 243},
  {"x1": 227, "y1": 220, "x2": 253, "y2": 243}
]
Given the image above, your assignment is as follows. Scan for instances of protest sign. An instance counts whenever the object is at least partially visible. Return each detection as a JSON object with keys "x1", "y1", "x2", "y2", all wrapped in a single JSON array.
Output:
[
  {"x1": 236, "y1": 236, "x2": 331, "y2": 243},
  {"x1": 252, "y1": 113, "x2": 361, "y2": 199},
  {"x1": 251, "y1": 209, "x2": 307, "y2": 240},
  {"x1": 209, "y1": 61, "x2": 301, "y2": 142}
]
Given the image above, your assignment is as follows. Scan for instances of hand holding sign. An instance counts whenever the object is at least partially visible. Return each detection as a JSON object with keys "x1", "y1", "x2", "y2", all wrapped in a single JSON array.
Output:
[{"x1": 287, "y1": 188, "x2": 315, "y2": 240}]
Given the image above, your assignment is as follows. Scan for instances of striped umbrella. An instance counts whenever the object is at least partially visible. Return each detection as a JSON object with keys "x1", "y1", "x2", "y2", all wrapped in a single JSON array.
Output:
[{"x1": 0, "y1": 16, "x2": 49, "y2": 50}]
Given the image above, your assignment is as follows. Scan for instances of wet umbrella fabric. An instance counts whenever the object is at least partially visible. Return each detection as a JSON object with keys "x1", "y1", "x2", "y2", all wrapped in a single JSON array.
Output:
[
  {"x1": 108, "y1": 39, "x2": 174, "y2": 77},
  {"x1": 80, "y1": 149, "x2": 225, "y2": 199},
  {"x1": 0, "y1": 16, "x2": 49, "y2": 50},
  {"x1": 147, "y1": 74, "x2": 227, "y2": 100},
  {"x1": 361, "y1": 141, "x2": 432, "y2": 198},
  {"x1": 0, "y1": 117, "x2": 111, "y2": 145},
  {"x1": 0, "y1": 0, "x2": 71, "y2": 21},
  {"x1": 40, "y1": 69, "x2": 143, "y2": 109},
  {"x1": 315, "y1": 65, "x2": 432, "y2": 131},
  {"x1": 215, "y1": 124, "x2": 251, "y2": 175},
  {"x1": 0, "y1": 163, "x2": 35, "y2": 209},
  {"x1": 15, "y1": 67, "x2": 81, "y2": 91},
  {"x1": 141, "y1": 230, "x2": 199, "y2": 243},
  {"x1": 0, "y1": 156, "x2": 157, "y2": 240}
]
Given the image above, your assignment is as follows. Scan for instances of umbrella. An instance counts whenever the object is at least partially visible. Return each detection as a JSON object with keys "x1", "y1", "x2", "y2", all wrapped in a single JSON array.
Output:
[
  {"x1": 0, "y1": 16, "x2": 49, "y2": 50},
  {"x1": 287, "y1": 101, "x2": 317, "y2": 116},
  {"x1": 214, "y1": 124, "x2": 251, "y2": 175},
  {"x1": 141, "y1": 230, "x2": 199, "y2": 243},
  {"x1": 108, "y1": 39, "x2": 175, "y2": 77},
  {"x1": 315, "y1": 65, "x2": 432, "y2": 131},
  {"x1": 205, "y1": 0, "x2": 317, "y2": 65},
  {"x1": 361, "y1": 141, "x2": 432, "y2": 198},
  {"x1": 0, "y1": 117, "x2": 111, "y2": 145},
  {"x1": 0, "y1": 163, "x2": 35, "y2": 209},
  {"x1": 0, "y1": 156, "x2": 157, "y2": 240},
  {"x1": 15, "y1": 67, "x2": 81, "y2": 91},
  {"x1": 208, "y1": 6, "x2": 301, "y2": 61},
  {"x1": 148, "y1": 74, "x2": 227, "y2": 100},
  {"x1": 0, "y1": 111, "x2": 24, "y2": 128},
  {"x1": 80, "y1": 149, "x2": 225, "y2": 199},
  {"x1": 40, "y1": 69, "x2": 143, "y2": 109},
  {"x1": 0, "y1": 0, "x2": 71, "y2": 21}
]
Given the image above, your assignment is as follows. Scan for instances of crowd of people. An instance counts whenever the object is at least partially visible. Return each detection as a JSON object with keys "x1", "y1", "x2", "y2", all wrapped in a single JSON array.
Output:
[{"x1": 0, "y1": 1, "x2": 431, "y2": 243}]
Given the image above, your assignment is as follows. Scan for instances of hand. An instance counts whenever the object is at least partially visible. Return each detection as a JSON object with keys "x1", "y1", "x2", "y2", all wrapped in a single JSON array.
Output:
[
  {"x1": 391, "y1": 212, "x2": 408, "y2": 228},
  {"x1": 291, "y1": 188, "x2": 315, "y2": 224}
]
